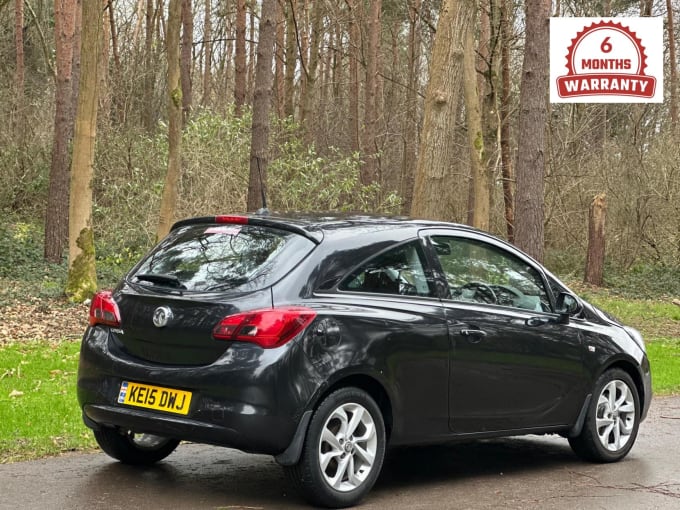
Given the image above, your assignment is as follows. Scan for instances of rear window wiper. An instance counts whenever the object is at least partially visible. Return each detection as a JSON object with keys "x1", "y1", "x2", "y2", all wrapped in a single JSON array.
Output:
[{"x1": 135, "y1": 273, "x2": 186, "y2": 289}]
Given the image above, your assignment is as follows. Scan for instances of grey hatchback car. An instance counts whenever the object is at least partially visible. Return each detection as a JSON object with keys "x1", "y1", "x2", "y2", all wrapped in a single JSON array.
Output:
[{"x1": 78, "y1": 214, "x2": 651, "y2": 507}]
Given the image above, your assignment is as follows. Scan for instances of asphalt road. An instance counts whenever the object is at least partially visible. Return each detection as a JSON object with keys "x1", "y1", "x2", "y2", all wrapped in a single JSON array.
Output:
[{"x1": 1, "y1": 397, "x2": 679, "y2": 510}]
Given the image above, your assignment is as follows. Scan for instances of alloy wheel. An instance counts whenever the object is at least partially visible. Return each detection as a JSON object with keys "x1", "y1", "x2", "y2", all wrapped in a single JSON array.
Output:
[{"x1": 318, "y1": 402, "x2": 378, "y2": 492}]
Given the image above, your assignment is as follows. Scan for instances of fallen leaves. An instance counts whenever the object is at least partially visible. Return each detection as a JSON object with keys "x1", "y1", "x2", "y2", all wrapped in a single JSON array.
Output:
[
  {"x1": 0, "y1": 297, "x2": 88, "y2": 345},
  {"x1": 8, "y1": 390, "x2": 24, "y2": 398}
]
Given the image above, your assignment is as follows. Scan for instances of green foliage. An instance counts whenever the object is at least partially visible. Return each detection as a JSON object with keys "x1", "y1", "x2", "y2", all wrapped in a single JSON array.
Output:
[
  {"x1": 0, "y1": 222, "x2": 67, "y2": 303},
  {"x1": 269, "y1": 136, "x2": 401, "y2": 213},
  {"x1": 0, "y1": 340, "x2": 96, "y2": 463}
]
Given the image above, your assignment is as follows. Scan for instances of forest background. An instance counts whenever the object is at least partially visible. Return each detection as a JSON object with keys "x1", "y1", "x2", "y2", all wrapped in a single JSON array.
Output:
[
  {"x1": 2, "y1": 0, "x2": 680, "y2": 463},
  {"x1": 1, "y1": 0, "x2": 680, "y2": 300}
]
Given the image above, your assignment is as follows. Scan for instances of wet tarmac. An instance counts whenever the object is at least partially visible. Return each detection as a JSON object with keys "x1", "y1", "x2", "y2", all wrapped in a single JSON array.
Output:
[{"x1": 1, "y1": 397, "x2": 679, "y2": 509}]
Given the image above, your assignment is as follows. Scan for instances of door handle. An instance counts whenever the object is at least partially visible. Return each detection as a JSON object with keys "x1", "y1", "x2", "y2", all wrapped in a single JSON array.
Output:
[
  {"x1": 526, "y1": 317, "x2": 550, "y2": 327},
  {"x1": 460, "y1": 329, "x2": 487, "y2": 338}
]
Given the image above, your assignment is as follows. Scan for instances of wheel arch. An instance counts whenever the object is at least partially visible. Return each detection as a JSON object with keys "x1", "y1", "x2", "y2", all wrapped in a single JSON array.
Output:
[
  {"x1": 316, "y1": 373, "x2": 394, "y2": 441},
  {"x1": 601, "y1": 358, "x2": 647, "y2": 412}
]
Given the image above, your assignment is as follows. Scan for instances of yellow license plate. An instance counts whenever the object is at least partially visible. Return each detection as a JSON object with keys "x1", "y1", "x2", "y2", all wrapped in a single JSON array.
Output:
[{"x1": 117, "y1": 381, "x2": 192, "y2": 415}]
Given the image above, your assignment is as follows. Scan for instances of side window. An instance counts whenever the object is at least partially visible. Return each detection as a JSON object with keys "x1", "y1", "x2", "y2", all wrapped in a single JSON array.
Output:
[
  {"x1": 339, "y1": 241, "x2": 433, "y2": 297},
  {"x1": 431, "y1": 236, "x2": 551, "y2": 312}
]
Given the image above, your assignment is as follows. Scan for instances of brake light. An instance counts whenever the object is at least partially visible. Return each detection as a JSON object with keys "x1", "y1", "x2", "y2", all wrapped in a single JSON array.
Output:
[
  {"x1": 215, "y1": 215, "x2": 249, "y2": 225},
  {"x1": 213, "y1": 307, "x2": 316, "y2": 348},
  {"x1": 89, "y1": 291, "x2": 121, "y2": 327}
]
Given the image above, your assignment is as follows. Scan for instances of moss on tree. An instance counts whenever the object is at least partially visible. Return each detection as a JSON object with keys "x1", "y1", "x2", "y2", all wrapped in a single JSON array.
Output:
[{"x1": 65, "y1": 227, "x2": 97, "y2": 302}]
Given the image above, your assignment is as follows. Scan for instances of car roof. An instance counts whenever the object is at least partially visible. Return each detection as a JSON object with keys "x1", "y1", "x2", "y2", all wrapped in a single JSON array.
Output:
[{"x1": 171, "y1": 211, "x2": 480, "y2": 244}]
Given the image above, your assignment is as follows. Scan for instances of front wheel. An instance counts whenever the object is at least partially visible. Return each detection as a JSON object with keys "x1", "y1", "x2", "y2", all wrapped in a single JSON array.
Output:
[
  {"x1": 93, "y1": 427, "x2": 180, "y2": 465},
  {"x1": 285, "y1": 387, "x2": 386, "y2": 508},
  {"x1": 569, "y1": 368, "x2": 640, "y2": 463}
]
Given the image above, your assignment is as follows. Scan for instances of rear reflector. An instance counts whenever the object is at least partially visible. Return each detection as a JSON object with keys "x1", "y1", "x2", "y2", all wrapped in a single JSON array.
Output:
[
  {"x1": 215, "y1": 215, "x2": 249, "y2": 225},
  {"x1": 89, "y1": 291, "x2": 121, "y2": 327},
  {"x1": 213, "y1": 307, "x2": 316, "y2": 348}
]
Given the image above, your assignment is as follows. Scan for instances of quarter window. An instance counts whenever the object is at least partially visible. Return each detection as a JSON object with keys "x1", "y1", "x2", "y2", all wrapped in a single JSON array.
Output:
[
  {"x1": 430, "y1": 236, "x2": 551, "y2": 311},
  {"x1": 340, "y1": 241, "x2": 433, "y2": 297}
]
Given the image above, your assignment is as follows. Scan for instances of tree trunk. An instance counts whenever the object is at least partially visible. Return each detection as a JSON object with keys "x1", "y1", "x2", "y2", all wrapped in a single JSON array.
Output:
[
  {"x1": 201, "y1": 0, "x2": 212, "y2": 105},
  {"x1": 513, "y1": 0, "x2": 550, "y2": 262},
  {"x1": 464, "y1": 25, "x2": 489, "y2": 231},
  {"x1": 143, "y1": 0, "x2": 155, "y2": 130},
  {"x1": 45, "y1": 0, "x2": 77, "y2": 263},
  {"x1": 584, "y1": 193, "x2": 606, "y2": 286},
  {"x1": 156, "y1": 0, "x2": 183, "y2": 240},
  {"x1": 301, "y1": 0, "x2": 323, "y2": 143},
  {"x1": 361, "y1": 0, "x2": 382, "y2": 186},
  {"x1": 247, "y1": 0, "x2": 277, "y2": 211},
  {"x1": 65, "y1": 0, "x2": 104, "y2": 301},
  {"x1": 107, "y1": 1, "x2": 124, "y2": 123},
  {"x1": 668, "y1": 0, "x2": 678, "y2": 130},
  {"x1": 275, "y1": 0, "x2": 285, "y2": 117},
  {"x1": 14, "y1": 0, "x2": 24, "y2": 102},
  {"x1": 411, "y1": 0, "x2": 473, "y2": 220},
  {"x1": 499, "y1": 0, "x2": 514, "y2": 241},
  {"x1": 234, "y1": 0, "x2": 246, "y2": 116},
  {"x1": 284, "y1": 0, "x2": 297, "y2": 118},
  {"x1": 180, "y1": 0, "x2": 193, "y2": 124},
  {"x1": 399, "y1": 0, "x2": 422, "y2": 215},
  {"x1": 347, "y1": 0, "x2": 361, "y2": 154}
]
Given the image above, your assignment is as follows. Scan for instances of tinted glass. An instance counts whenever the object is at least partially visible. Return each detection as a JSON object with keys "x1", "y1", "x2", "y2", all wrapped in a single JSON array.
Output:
[
  {"x1": 340, "y1": 241, "x2": 433, "y2": 297},
  {"x1": 130, "y1": 224, "x2": 315, "y2": 293},
  {"x1": 431, "y1": 236, "x2": 551, "y2": 311}
]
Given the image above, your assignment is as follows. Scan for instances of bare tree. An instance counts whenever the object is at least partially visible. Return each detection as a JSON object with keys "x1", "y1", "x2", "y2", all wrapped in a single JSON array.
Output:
[
  {"x1": 361, "y1": 0, "x2": 382, "y2": 186},
  {"x1": 400, "y1": 0, "x2": 422, "y2": 214},
  {"x1": 45, "y1": 0, "x2": 78, "y2": 263},
  {"x1": 180, "y1": 0, "x2": 193, "y2": 124},
  {"x1": 157, "y1": 0, "x2": 183, "y2": 239},
  {"x1": 234, "y1": 0, "x2": 247, "y2": 116},
  {"x1": 247, "y1": 0, "x2": 278, "y2": 211},
  {"x1": 202, "y1": 0, "x2": 212, "y2": 106},
  {"x1": 411, "y1": 0, "x2": 473, "y2": 220},
  {"x1": 463, "y1": 20, "x2": 489, "y2": 230},
  {"x1": 499, "y1": 0, "x2": 514, "y2": 241},
  {"x1": 65, "y1": 0, "x2": 104, "y2": 301},
  {"x1": 513, "y1": 0, "x2": 550, "y2": 262},
  {"x1": 14, "y1": 0, "x2": 24, "y2": 102}
]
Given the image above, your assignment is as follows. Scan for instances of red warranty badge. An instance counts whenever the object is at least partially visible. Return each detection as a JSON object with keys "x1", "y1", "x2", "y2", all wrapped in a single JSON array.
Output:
[{"x1": 556, "y1": 20, "x2": 656, "y2": 98}]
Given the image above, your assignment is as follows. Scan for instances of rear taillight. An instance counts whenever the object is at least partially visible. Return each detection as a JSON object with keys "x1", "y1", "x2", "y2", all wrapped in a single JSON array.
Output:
[
  {"x1": 89, "y1": 290, "x2": 121, "y2": 327},
  {"x1": 213, "y1": 307, "x2": 317, "y2": 348},
  {"x1": 215, "y1": 215, "x2": 249, "y2": 224}
]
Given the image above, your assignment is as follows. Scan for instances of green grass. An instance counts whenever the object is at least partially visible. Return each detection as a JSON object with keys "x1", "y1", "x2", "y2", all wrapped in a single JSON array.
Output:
[
  {"x1": 646, "y1": 338, "x2": 680, "y2": 396},
  {"x1": 0, "y1": 340, "x2": 96, "y2": 463}
]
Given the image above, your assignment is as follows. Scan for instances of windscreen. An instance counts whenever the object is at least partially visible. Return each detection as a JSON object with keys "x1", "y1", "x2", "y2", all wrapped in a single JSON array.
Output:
[{"x1": 129, "y1": 224, "x2": 315, "y2": 293}]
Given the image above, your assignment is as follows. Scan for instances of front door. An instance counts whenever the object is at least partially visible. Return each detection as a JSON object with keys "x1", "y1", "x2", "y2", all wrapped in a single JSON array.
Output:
[{"x1": 424, "y1": 232, "x2": 588, "y2": 434}]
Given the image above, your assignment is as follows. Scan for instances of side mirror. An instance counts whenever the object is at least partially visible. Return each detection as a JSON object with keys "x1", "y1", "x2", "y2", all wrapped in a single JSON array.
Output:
[{"x1": 555, "y1": 292, "x2": 581, "y2": 323}]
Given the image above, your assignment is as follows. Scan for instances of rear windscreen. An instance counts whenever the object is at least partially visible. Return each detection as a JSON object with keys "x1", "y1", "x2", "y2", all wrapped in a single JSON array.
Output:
[{"x1": 129, "y1": 224, "x2": 315, "y2": 293}]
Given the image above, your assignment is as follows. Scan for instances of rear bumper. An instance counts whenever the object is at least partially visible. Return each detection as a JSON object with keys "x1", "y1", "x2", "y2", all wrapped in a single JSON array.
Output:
[{"x1": 77, "y1": 326, "x2": 320, "y2": 456}]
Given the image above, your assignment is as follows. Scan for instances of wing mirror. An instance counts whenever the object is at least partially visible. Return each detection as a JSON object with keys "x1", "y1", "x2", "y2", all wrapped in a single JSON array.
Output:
[{"x1": 555, "y1": 292, "x2": 582, "y2": 323}]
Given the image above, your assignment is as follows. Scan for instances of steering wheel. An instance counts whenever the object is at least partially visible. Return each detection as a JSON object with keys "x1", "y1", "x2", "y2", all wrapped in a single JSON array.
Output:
[
  {"x1": 461, "y1": 282, "x2": 497, "y2": 304},
  {"x1": 488, "y1": 284, "x2": 524, "y2": 306}
]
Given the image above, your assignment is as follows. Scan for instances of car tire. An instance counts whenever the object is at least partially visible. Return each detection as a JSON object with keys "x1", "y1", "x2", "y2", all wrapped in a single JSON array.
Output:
[
  {"x1": 285, "y1": 387, "x2": 386, "y2": 508},
  {"x1": 93, "y1": 427, "x2": 180, "y2": 465},
  {"x1": 568, "y1": 368, "x2": 640, "y2": 463}
]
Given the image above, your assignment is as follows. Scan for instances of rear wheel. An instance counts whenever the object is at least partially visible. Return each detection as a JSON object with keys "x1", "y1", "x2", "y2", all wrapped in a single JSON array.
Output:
[
  {"x1": 93, "y1": 427, "x2": 179, "y2": 465},
  {"x1": 285, "y1": 387, "x2": 386, "y2": 508},
  {"x1": 569, "y1": 368, "x2": 640, "y2": 463}
]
